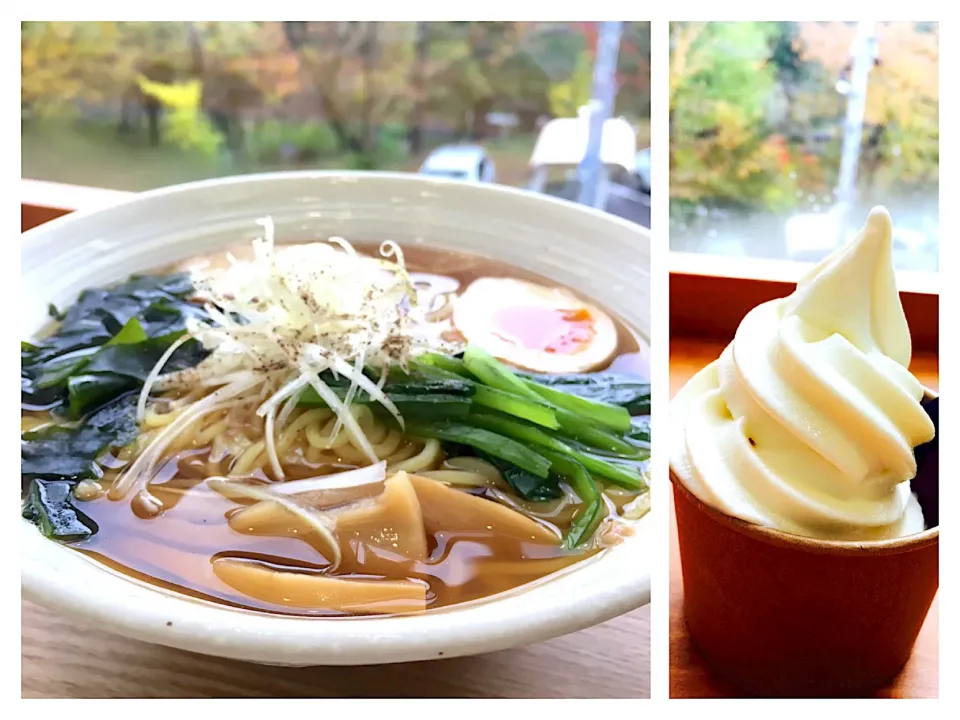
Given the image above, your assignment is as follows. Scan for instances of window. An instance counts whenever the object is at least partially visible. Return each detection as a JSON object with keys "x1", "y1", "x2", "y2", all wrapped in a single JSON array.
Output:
[
  {"x1": 669, "y1": 21, "x2": 939, "y2": 271},
  {"x1": 22, "y1": 21, "x2": 650, "y2": 227}
]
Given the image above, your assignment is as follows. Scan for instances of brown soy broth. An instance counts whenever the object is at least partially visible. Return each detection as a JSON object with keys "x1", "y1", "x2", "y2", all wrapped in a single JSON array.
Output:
[
  {"x1": 76, "y1": 456, "x2": 592, "y2": 616},
  {"x1": 32, "y1": 241, "x2": 645, "y2": 617}
]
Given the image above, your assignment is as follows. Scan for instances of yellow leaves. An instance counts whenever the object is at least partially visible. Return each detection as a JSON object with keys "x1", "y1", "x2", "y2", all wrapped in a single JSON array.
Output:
[
  {"x1": 136, "y1": 75, "x2": 202, "y2": 110},
  {"x1": 21, "y1": 46, "x2": 39, "y2": 72},
  {"x1": 798, "y1": 21, "x2": 938, "y2": 127},
  {"x1": 799, "y1": 21, "x2": 938, "y2": 184},
  {"x1": 164, "y1": 109, "x2": 224, "y2": 157},
  {"x1": 23, "y1": 21, "x2": 133, "y2": 112},
  {"x1": 547, "y1": 51, "x2": 591, "y2": 117},
  {"x1": 669, "y1": 23, "x2": 705, "y2": 109},
  {"x1": 132, "y1": 73, "x2": 222, "y2": 157},
  {"x1": 710, "y1": 101, "x2": 756, "y2": 157}
]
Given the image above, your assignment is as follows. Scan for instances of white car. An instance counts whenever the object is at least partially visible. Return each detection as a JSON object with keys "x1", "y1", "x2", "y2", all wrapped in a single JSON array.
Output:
[
  {"x1": 418, "y1": 145, "x2": 496, "y2": 183},
  {"x1": 633, "y1": 148, "x2": 651, "y2": 194}
]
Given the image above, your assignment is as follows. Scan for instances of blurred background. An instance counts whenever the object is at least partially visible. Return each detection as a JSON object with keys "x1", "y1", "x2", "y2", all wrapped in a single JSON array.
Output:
[
  {"x1": 21, "y1": 21, "x2": 651, "y2": 227},
  {"x1": 669, "y1": 21, "x2": 938, "y2": 271}
]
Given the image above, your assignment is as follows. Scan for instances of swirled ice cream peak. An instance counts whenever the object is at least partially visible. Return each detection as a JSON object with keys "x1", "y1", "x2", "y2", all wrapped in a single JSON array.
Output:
[
  {"x1": 787, "y1": 207, "x2": 911, "y2": 368},
  {"x1": 671, "y1": 207, "x2": 935, "y2": 540}
]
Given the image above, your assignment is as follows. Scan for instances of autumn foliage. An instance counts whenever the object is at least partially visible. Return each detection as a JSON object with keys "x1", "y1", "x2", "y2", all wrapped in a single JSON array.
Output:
[
  {"x1": 22, "y1": 21, "x2": 651, "y2": 169},
  {"x1": 670, "y1": 21, "x2": 939, "y2": 211}
]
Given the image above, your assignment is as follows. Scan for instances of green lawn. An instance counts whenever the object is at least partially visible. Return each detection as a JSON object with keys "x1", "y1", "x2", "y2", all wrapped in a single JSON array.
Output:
[{"x1": 22, "y1": 119, "x2": 537, "y2": 192}]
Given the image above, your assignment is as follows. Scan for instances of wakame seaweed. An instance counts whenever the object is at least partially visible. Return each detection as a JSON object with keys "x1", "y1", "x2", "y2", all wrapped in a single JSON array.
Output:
[
  {"x1": 21, "y1": 393, "x2": 140, "y2": 483},
  {"x1": 22, "y1": 479, "x2": 99, "y2": 542},
  {"x1": 21, "y1": 273, "x2": 208, "y2": 543},
  {"x1": 21, "y1": 394, "x2": 140, "y2": 543},
  {"x1": 67, "y1": 326, "x2": 208, "y2": 417},
  {"x1": 21, "y1": 272, "x2": 206, "y2": 414}
]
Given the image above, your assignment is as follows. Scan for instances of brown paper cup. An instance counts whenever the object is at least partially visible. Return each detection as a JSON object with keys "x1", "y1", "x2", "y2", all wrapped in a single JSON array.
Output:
[{"x1": 672, "y1": 466, "x2": 939, "y2": 697}]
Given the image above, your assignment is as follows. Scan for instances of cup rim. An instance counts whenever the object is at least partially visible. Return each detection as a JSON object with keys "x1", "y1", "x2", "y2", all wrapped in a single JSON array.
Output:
[
  {"x1": 670, "y1": 468, "x2": 938, "y2": 556},
  {"x1": 670, "y1": 372, "x2": 939, "y2": 557}
]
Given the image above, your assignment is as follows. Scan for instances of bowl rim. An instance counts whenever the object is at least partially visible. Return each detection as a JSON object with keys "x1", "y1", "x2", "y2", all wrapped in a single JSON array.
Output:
[
  {"x1": 21, "y1": 169, "x2": 651, "y2": 243},
  {"x1": 20, "y1": 170, "x2": 652, "y2": 666}
]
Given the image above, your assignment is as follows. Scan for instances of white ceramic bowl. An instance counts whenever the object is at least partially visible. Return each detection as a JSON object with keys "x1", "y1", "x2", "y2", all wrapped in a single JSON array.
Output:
[{"x1": 21, "y1": 171, "x2": 652, "y2": 666}]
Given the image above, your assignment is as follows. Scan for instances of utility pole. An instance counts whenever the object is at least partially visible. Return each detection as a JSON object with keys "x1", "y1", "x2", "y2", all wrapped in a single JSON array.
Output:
[
  {"x1": 836, "y1": 20, "x2": 877, "y2": 243},
  {"x1": 577, "y1": 21, "x2": 623, "y2": 209}
]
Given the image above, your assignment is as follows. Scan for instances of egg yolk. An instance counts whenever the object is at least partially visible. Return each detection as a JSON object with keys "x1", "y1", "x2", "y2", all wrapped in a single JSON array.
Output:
[{"x1": 491, "y1": 306, "x2": 596, "y2": 355}]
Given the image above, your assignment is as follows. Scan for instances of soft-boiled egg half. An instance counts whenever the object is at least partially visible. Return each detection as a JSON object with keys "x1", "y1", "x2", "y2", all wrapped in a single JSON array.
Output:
[{"x1": 452, "y1": 277, "x2": 618, "y2": 374}]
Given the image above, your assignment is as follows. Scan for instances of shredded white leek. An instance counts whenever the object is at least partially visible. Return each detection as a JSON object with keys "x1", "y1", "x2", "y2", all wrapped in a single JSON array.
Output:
[
  {"x1": 301, "y1": 362, "x2": 378, "y2": 463},
  {"x1": 328, "y1": 351, "x2": 366, "y2": 443},
  {"x1": 256, "y1": 373, "x2": 309, "y2": 419},
  {"x1": 275, "y1": 389, "x2": 302, "y2": 433},
  {"x1": 137, "y1": 333, "x2": 192, "y2": 423},
  {"x1": 119, "y1": 219, "x2": 458, "y2": 507},
  {"x1": 269, "y1": 461, "x2": 387, "y2": 495},
  {"x1": 110, "y1": 377, "x2": 260, "y2": 500}
]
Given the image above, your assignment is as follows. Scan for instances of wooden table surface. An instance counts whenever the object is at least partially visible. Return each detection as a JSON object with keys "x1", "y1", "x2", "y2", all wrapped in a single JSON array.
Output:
[
  {"x1": 668, "y1": 336, "x2": 940, "y2": 699},
  {"x1": 21, "y1": 600, "x2": 649, "y2": 698}
]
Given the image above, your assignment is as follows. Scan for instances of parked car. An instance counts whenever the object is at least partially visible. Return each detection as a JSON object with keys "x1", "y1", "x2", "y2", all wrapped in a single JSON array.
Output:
[
  {"x1": 633, "y1": 148, "x2": 651, "y2": 194},
  {"x1": 525, "y1": 108, "x2": 650, "y2": 228},
  {"x1": 418, "y1": 145, "x2": 496, "y2": 183}
]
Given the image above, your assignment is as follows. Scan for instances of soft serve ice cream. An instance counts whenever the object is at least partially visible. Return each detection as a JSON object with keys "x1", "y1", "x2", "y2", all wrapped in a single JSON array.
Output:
[{"x1": 671, "y1": 207, "x2": 935, "y2": 540}]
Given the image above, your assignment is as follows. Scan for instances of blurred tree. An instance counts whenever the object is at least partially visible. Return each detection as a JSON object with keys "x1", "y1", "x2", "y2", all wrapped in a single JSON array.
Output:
[
  {"x1": 190, "y1": 22, "x2": 266, "y2": 154},
  {"x1": 281, "y1": 21, "x2": 414, "y2": 160},
  {"x1": 670, "y1": 22, "x2": 796, "y2": 209},
  {"x1": 491, "y1": 43, "x2": 553, "y2": 131},
  {"x1": 765, "y1": 22, "x2": 813, "y2": 136},
  {"x1": 136, "y1": 74, "x2": 223, "y2": 156},
  {"x1": 408, "y1": 22, "x2": 431, "y2": 153},
  {"x1": 427, "y1": 22, "x2": 550, "y2": 140},
  {"x1": 518, "y1": 23, "x2": 584, "y2": 82},
  {"x1": 21, "y1": 21, "x2": 267, "y2": 152},
  {"x1": 768, "y1": 21, "x2": 808, "y2": 88},
  {"x1": 616, "y1": 22, "x2": 651, "y2": 119},
  {"x1": 23, "y1": 22, "x2": 173, "y2": 141},
  {"x1": 548, "y1": 50, "x2": 592, "y2": 117},
  {"x1": 516, "y1": 22, "x2": 586, "y2": 128},
  {"x1": 798, "y1": 21, "x2": 939, "y2": 188}
]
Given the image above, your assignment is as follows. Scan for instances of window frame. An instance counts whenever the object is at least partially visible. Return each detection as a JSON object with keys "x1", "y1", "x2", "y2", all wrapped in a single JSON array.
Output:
[{"x1": 670, "y1": 250, "x2": 938, "y2": 353}]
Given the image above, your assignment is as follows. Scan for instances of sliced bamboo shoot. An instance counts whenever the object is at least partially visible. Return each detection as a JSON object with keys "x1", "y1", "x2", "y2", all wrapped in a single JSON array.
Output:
[
  {"x1": 335, "y1": 471, "x2": 428, "y2": 560},
  {"x1": 407, "y1": 473, "x2": 560, "y2": 544},
  {"x1": 228, "y1": 472, "x2": 428, "y2": 561},
  {"x1": 212, "y1": 558, "x2": 426, "y2": 614}
]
